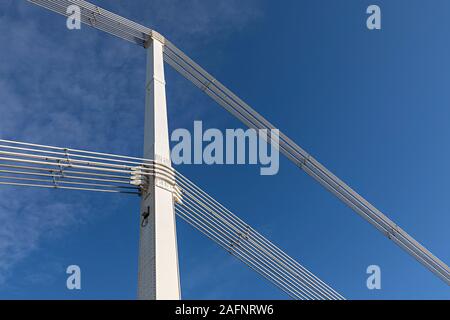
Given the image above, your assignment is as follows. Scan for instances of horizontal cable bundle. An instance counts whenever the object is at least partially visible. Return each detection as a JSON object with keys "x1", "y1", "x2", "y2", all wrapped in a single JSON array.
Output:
[
  {"x1": 0, "y1": 139, "x2": 141, "y2": 194},
  {"x1": 0, "y1": 138, "x2": 344, "y2": 299}
]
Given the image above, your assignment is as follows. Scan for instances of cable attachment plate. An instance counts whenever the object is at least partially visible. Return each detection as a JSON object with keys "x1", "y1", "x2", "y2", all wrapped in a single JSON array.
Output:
[
  {"x1": 135, "y1": 162, "x2": 183, "y2": 205},
  {"x1": 131, "y1": 166, "x2": 148, "y2": 190}
]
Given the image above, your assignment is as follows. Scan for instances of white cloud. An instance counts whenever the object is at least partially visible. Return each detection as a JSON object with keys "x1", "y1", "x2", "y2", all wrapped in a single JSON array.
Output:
[
  {"x1": 0, "y1": 0, "x2": 262, "y2": 288},
  {"x1": 0, "y1": 188, "x2": 88, "y2": 285}
]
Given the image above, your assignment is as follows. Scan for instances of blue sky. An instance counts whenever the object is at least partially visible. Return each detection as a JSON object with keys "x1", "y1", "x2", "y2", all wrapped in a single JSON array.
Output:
[{"x1": 0, "y1": 0, "x2": 449, "y2": 299}]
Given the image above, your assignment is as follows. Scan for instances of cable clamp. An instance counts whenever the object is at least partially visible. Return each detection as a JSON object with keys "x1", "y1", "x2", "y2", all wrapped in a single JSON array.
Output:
[
  {"x1": 239, "y1": 225, "x2": 250, "y2": 241},
  {"x1": 201, "y1": 78, "x2": 216, "y2": 92},
  {"x1": 56, "y1": 159, "x2": 65, "y2": 177},
  {"x1": 132, "y1": 162, "x2": 183, "y2": 204},
  {"x1": 88, "y1": 11, "x2": 98, "y2": 27}
]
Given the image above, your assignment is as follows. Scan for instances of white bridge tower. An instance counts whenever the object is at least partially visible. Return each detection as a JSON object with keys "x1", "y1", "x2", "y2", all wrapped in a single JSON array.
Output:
[{"x1": 137, "y1": 39, "x2": 181, "y2": 300}]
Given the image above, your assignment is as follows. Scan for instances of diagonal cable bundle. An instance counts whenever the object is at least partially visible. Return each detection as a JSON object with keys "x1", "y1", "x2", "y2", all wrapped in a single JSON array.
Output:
[
  {"x1": 0, "y1": 138, "x2": 344, "y2": 299},
  {"x1": 162, "y1": 40, "x2": 450, "y2": 286},
  {"x1": 174, "y1": 173, "x2": 345, "y2": 300}
]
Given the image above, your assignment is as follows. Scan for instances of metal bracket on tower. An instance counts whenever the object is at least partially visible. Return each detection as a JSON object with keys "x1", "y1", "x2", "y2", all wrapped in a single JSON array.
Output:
[
  {"x1": 144, "y1": 30, "x2": 166, "y2": 49},
  {"x1": 130, "y1": 163, "x2": 183, "y2": 204}
]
